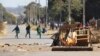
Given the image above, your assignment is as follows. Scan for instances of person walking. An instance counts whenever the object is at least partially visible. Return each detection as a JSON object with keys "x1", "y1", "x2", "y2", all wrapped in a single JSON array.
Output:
[
  {"x1": 36, "y1": 25, "x2": 42, "y2": 39},
  {"x1": 42, "y1": 27, "x2": 46, "y2": 34},
  {"x1": 25, "y1": 24, "x2": 31, "y2": 38},
  {"x1": 12, "y1": 25, "x2": 20, "y2": 39},
  {"x1": 50, "y1": 22, "x2": 54, "y2": 30}
]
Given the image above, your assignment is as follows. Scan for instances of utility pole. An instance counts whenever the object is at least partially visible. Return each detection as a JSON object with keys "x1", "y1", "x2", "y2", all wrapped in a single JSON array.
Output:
[
  {"x1": 29, "y1": 6, "x2": 31, "y2": 23},
  {"x1": 38, "y1": 0, "x2": 40, "y2": 23},
  {"x1": 68, "y1": 0, "x2": 71, "y2": 24},
  {"x1": 45, "y1": 0, "x2": 48, "y2": 27},
  {"x1": 27, "y1": 6, "x2": 31, "y2": 24},
  {"x1": 35, "y1": 0, "x2": 37, "y2": 25},
  {"x1": 59, "y1": 11, "x2": 62, "y2": 26},
  {"x1": 83, "y1": 0, "x2": 86, "y2": 27}
]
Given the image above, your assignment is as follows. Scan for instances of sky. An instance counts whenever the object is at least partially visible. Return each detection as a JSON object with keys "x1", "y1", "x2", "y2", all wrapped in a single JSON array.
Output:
[{"x1": 0, "y1": 0, "x2": 47, "y2": 7}]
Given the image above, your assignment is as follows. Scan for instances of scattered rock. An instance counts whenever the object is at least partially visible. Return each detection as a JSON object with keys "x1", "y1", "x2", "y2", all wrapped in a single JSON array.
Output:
[
  {"x1": 17, "y1": 46, "x2": 23, "y2": 49},
  {"x1": 3, "y1": 50, "x2": 6, "y2": 52},
  {"x1": 4, "y1": 43, "x2": 10, "y2": 46},
  {"x1": 18, "y1": 44, "x2": 22, "y2": 45},
  {"x1": 29, "y1": 44, "x2": 32, "y2": 46},
  {"x1": 23, "y1": 43, "x2": 27, "y2": 45},
  {"x1": 39, "y1": 48, "x2": 42, "y2": 50},
  {"x1": 98, "y1": 46, "x2": 100, "y2": 48},
  {"x1": 1, "y1": 45, "x2": 4, "y2": 48},
  {"x1": 17, "y1": 46, "x2": 20, "y2": 47},
  {"x1": 33, "y1": 43, "x2": 39, "y2": 45},
  {"x1": 27, "y1": 50, "x2": 30, "y2": 51}
]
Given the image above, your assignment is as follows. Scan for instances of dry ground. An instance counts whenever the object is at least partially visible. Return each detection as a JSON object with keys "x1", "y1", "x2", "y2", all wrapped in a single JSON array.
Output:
[{"x1": 0, "y1": 25, "x2": 100, "y2": 56}]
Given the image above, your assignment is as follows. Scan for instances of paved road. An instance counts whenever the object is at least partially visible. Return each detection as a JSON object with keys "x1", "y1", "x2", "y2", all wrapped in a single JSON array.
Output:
[
  {"x1": 0, "y1": 25, "x2": 52, "y2": 45},
  {"x1": 0, "y1": 51, "x2": 100, "y2": 56},
  {"x1": 0, "y1": 25, "x2": 100, "y2": 56}
]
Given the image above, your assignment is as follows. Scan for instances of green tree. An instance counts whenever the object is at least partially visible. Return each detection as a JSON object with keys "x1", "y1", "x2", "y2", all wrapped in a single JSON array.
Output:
[
  {"x1": 71, "y1": 0, "x2": 83, "y2": 22},
  {"x1": 4, "y1": 12, "x2": 16, "y2": 24},
  {"x1": 24, "y1": 2, "x2": 46, "y2": 24},
  {"x1": 0, "y1": 3, "x2": 16, "y2": 24},
  {"x1": 48, "y1": 0, "x2": 83, "y2": 22},
  {"x1": 49, "y1": 0, "x2": 64, "y2": 21}
]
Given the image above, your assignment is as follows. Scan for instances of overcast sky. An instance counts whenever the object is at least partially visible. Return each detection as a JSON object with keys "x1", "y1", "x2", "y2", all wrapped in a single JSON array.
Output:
[{"x1": 0, "y1": 0, "x2": 46, "y2": 7}]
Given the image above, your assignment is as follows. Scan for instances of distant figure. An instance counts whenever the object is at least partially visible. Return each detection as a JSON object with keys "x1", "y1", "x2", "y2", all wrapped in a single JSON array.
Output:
[
  {"x1": 50, "y1": 22, "x2": 54, "y2": 30},
  {"x1": 12, "y1": 25, "x2": 20, "y2": 39},
  {"x1": 25, "y1": 24, "x2": 31, "y2": 38},
  {"x1": 36, "y1": 25, "x2": 42, "y2": 39},
  {"x1": 42, "y1": 27, "x2": 46, "y2": 34},
  {"x1": 51, "y1": 32, "x2": 60, "y2": 46}
]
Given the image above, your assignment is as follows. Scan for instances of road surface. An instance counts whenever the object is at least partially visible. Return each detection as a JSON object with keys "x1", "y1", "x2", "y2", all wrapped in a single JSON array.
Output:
[
  {"x1": 0, "y1": 51, "x2": 100, "y2": 56},
  {"x1": 0, "y1": 25, "x2": 52, "y2": 45},
  {"x1": 0, "y1": 25, "x2": 100, "y2": 56}
]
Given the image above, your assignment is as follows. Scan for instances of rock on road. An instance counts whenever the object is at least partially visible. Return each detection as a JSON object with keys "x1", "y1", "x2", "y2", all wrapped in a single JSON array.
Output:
[{"x1": 0, "y1": 25, "x2": 100, "y2": 56}]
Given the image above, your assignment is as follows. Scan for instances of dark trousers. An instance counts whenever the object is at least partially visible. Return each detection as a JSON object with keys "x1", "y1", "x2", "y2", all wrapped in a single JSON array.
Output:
[
  {"x1": 25, "y1": 30, "x2": 30, "y2": 38},
  {"x1": 15, "y1": 33, "x2": 19, "y2": 39}
]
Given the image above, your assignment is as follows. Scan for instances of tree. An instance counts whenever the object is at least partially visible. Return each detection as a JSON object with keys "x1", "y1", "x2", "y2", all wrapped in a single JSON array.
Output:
[
  {"x1": 71, "y1": 0, "x2": 83, "y2": 22},
  {"x1": 4, "y1": 12, "x2": 16, "y2": 24},
  {"x1": 0, "y1": 3, "x2": 6, "y2": 21},
  {"x1": 48, "y1": 0, "x2": 83, "y2": 22},
  {"x1": 24, "y1": 2, "x2": 46, "y2": 24},
  {"x1": 86, "y1": 0, "x2": 100, "y2": 21},
  {"x1": 0, "y1": 3, "x2": 16, "y2": 24},
  {"x1": 48, "y1": 0, "x2": 64, "y2": 21}
]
